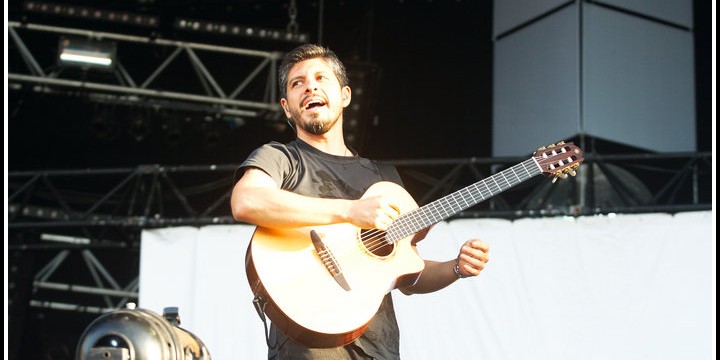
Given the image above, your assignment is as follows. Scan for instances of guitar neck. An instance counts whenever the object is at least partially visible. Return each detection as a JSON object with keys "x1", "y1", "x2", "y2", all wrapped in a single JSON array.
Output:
[{"x1": 386, "y1": 157, "x2": 542, "y2": 242}]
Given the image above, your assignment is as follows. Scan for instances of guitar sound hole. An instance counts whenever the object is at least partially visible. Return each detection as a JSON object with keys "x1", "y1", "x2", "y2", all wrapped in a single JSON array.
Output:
[{"x1": 360, "y1": 229, "x2": 394, "y2": 257}]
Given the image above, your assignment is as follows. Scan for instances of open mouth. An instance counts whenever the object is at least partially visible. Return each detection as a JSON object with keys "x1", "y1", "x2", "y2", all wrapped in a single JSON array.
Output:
[{"x1": 304, "y1": 99, "x2": 326, "y2": 110}]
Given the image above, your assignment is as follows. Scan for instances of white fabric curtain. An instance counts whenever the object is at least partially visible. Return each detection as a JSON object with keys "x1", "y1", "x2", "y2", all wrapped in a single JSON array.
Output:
[{"x1": 139, "y1": 211, "x2": 715, "y2": 360}]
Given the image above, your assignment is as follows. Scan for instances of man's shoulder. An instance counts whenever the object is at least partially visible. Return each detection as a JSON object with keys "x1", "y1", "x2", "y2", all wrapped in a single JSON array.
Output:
[
  {"x1": 255, "y1": 140, "x2": 295, "y2": 150},
  {"x1": 373, "y1": 161, "x2": 402, "y2": 185},
  {"x1": 250, "y1": 140, "x2": 303, "y2": 157}
]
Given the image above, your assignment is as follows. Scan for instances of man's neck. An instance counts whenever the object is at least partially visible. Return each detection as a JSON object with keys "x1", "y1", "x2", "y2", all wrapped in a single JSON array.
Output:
[{"x1": 297, "y1": 127, "x2": 349, "y2": 156}]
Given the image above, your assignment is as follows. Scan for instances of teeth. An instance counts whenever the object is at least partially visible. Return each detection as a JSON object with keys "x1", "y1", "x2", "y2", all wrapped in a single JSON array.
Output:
[{"x1": 305, "y1": 100, "x2": 325, "y2": 109}]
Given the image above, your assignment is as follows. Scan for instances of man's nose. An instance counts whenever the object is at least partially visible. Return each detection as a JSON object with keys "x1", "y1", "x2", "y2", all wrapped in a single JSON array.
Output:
[{"x1": 304, "y1": 80, "x2": 318, "y2": 92}]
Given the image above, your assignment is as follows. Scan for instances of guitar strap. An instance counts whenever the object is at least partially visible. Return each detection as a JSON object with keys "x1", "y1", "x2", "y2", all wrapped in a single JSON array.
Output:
[
  {"x1": 375, "y1": 161, "x2": 403, "y2": 185},
  {"x1": 252, "y1": 294, "x2": 278, "y2": 348}
]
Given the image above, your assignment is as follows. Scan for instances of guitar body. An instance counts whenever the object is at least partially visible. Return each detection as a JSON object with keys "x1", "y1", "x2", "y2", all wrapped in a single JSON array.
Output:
[{"x1": 246, "y1": 181, "x2": 426, "y2": 348}]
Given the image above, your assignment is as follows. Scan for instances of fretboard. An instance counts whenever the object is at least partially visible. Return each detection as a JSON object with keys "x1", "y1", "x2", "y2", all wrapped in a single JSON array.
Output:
[{"x1": 386, "y1": 157, "x2": 541, "y2": 243}]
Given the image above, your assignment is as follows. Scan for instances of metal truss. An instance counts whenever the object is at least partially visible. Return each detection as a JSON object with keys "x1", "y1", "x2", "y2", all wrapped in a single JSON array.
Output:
[
  {"x1": 29, "y1": 242, "x2": 139, "y2": 314},
  {"x1": 391, "y1": 151, "x2": 712, "y2": 218},
  {"x1": 9, "y1": 233, "x2": 140, "y2": 315},
  {"x1": 8, "y1": 164, "x2": 238, "y2": 230},
  {"x1": 7, "y1": 152, "x2": 712, "y2": 313},
  {"x1": 8, "y1": 21, "x2": 283, "y2": 118},
  {"x1": 8, "y1": 153, "x2": 712, "y2": 229},
  {"x1": 8, "y1": 164, "x2": 238, "y2": 314}
]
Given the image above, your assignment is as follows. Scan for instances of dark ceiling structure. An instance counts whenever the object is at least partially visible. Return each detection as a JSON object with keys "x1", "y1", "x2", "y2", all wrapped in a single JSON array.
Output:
[
  {"x1": 8, "y1": 0, "x2": 501, "y2": 172},
  {"x1": 6, "y1": 0, "x2": 712, "y2": 359}
]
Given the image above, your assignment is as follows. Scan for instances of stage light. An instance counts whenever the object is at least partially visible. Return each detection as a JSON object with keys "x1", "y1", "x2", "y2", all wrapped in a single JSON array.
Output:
[
  {"x1": 128, "y1": 111, "x2": 151, "y2": 142},
  {"x1": 160, "y1": 112, "x2": 184, "y2": 146},
  {"x1": 58, "y1": 37, "x2": 116, "y2": 69},
  {"x1": 90, "y1": 106, "x2": 118, "y2": 140},
  {"x1": 24, "y1": 1, "x2": 159, "y2": 27},
  {"x1": 174, "y1": 18, "x2": 309, "y2": 43},
  {"x1": 76, "y1": 304, "x2": 211, "y2": 360}
]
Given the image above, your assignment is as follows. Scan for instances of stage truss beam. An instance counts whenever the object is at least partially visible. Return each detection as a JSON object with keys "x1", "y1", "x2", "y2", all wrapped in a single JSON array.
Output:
[
  {"x1": 7, "y1": 152, "x2": 712, "y2": 314},
  {"x1": 8, "y1": 21, "x2": 283, "y2": 117}
]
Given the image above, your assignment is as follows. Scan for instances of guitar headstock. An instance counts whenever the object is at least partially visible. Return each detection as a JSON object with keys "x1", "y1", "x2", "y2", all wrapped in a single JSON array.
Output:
[{"x1": 533, "y1": 141, "x2": 585, "y2": 183}]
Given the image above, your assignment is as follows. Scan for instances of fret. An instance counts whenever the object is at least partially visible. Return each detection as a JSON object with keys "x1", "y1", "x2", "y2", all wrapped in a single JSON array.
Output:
[
  {"x1": 388, "y1": 158, "x2": 543, "y2": 242},
  {"x1": 386, "y1": 143, "x2": 583, "y2": 243}
]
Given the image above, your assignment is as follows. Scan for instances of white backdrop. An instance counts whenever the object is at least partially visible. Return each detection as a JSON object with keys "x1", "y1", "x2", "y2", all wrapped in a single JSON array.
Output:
[{"x1": 139, "y1": 211, "x2": 715, "y2": 360}]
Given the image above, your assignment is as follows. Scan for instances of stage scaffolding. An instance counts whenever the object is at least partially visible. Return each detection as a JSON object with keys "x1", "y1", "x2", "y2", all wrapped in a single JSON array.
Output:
[
  {"x1": 7, "y1": 152, "x2": 712, "y2": 314},
  {"x1": 8, "y1": 21, "x2": 283, "y2": 118},
  {"x1": 7, "y1": 19, "x2": 712, "y2": 318}
]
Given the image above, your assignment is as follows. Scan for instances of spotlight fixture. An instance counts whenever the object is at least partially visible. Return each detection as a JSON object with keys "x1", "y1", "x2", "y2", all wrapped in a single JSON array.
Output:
[
  {"x1": 58, "y1": 36, "x2": 116, "y2": 69},
  {"x1": 24, "y1": 1, "x2": 159, "y2": 27},
  {"x1": 174, "y1": 18, "x2": 309, "y2": 43},
  {"x1": 76, "y1": 304, "x2": 211, "y2": 360},
  {"x1": 128, "y1": 110, "x2": 151, "y2": 142}
]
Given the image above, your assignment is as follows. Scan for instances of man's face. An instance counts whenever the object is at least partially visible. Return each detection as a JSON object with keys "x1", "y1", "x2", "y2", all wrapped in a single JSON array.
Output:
[{"x1": 281, "y1": 58, "x2": 351, "y2": 135}]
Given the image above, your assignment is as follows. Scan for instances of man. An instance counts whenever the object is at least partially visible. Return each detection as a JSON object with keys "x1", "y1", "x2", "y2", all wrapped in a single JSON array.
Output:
[{"x1": 231, "y1": 44, "x2": 489, "y2": 359}]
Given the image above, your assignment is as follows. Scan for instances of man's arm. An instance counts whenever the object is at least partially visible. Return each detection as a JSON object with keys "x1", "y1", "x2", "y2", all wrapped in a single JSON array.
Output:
[
  {"x1": 399, "y1": 239, "x2": 490, "y2": 295},
  {"x1": 231, "y1": 167, "x2": 400, "y2": 230}
]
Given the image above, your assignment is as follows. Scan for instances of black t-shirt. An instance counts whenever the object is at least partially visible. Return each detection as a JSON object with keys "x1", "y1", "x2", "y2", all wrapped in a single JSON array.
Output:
[{"x1": 239, "y1": 139, "x2": 403, "y2": 360}]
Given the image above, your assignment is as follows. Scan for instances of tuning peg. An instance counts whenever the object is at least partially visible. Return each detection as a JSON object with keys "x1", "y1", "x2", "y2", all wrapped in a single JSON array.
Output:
[
  {"x1": 548, "y1": 143, "x2": 556, "y2": 148},
  {"x1": 538, "y1": 146, "x2": 546, "y2": 151},
  {"x1": 569, "y1": 170, "x2": 576, "y2": 176},
  {"x1": 552, "y1": 176, "x2": 558, "y2": 183},
  {"x1": 561, "y1": 173, "x2": 568, "y2": 179},
  {"x1": 557, "y1": 141, "x2": 565, "y2": 145}
]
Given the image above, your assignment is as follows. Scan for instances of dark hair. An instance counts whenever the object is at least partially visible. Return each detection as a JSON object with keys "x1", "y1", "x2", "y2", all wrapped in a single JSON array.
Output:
[{"x1": 278, "y1": 44, "x2": 349, "y2": 99}]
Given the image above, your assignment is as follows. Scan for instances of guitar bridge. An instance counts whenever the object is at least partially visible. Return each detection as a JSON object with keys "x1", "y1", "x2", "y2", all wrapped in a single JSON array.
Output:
[{"x1": 310, "y1": 230, "x2": 351, "y2": 291}]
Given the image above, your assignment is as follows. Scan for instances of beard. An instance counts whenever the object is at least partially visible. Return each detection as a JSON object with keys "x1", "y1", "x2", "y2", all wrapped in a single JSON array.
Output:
[{"x1": 296, "y1": 113, "x2": 340, "y2": 135}]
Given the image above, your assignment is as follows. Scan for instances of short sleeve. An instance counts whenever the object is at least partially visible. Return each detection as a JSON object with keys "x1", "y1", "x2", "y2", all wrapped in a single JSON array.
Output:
[{"x1": 235, "y1": 142, "x2": 298, "y2": 188}]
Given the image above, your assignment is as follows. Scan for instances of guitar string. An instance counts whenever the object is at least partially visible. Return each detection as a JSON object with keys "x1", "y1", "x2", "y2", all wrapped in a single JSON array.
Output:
[
  {"x1": 315, "y1": 156, "x2": 556, "y2": 256},
  {"x1": 355, "y1": 159, "x2": 536, "y2": 253},
  {"x1": 356, "y1": 158, "x2": 543, "y2": 254},
  {"x1": 359, "y1": 149, "x2": 578, "y2": 253}
]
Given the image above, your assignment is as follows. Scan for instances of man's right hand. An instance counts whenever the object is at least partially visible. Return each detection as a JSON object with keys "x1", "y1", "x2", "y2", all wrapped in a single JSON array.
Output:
[{"x1": 346, "y1": 195, "x2": 401, "y2": 230}]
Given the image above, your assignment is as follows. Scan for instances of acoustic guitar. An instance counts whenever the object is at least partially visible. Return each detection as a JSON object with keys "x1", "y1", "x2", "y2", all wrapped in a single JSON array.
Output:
[{"x1": 246, "y1": 141, "x2": 584, "y2": 348}]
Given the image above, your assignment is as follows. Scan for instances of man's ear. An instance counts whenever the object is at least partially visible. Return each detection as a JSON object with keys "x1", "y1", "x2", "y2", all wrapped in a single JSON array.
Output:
[
  {"x1": 280, "y1": 99, "x2": 292, "y2": 117},
  {"x1": 279, "y1": 99, "x2": 296, "y2": 132},
  {"x1": 342, "y1": 86, "x2": 352, "y2": 107}
]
